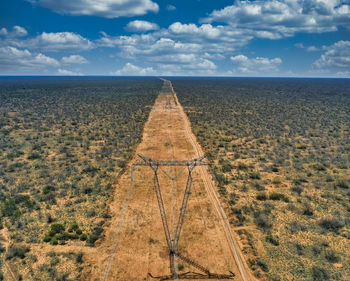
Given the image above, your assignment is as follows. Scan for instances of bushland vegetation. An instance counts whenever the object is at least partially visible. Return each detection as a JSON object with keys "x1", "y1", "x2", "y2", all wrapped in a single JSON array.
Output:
[
  {"x1": 173, "y1": 77, "x2": 350, "y2": 281},
  {"x1": 0, "y1": 77, "x2": 161, "y2": 280}
]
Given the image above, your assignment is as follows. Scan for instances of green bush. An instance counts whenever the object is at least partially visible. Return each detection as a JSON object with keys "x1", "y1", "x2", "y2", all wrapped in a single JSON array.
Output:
[
  {"x1": 266, "y1": 234, "x2": 279, "y2": 246},
  {"x1": 334, "y1": 178, "x2": 350, "y2": 189},
  {"x1": 319, "y1": 217, "x2": 344, "y2": 232},
  {"x1": 1, "y1": 199, "x2": 20, "y2": 219},
  {"x1": 87, "y1": 226, "x2": 104, "y2": 246},
  {"x1": 312, "y1": 266, "x2": 329, "y2": 281},
  {"x1": 325, "y1": 250, "x2": 340, "y2": 263},
  {"x1": 269, "y1": 193, "x2": 289, "y2": 202},
  {"x1": 256, "y1": 192, "x2": 267, "y2": 201},
  {"x1": 248, "y1": 171, "x2": 261, "y2": 179},
  {"x1": 254, "y1": 214, "x2": 272, "y2": 230},
  {"x1": 51, "y1": 224, "x2": 65, "y2": 234}
]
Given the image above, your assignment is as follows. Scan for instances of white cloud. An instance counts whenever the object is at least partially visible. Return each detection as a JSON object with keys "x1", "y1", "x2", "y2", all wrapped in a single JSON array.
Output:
[
  {"x1": 231, "y1": 54, "x2": 282, "y2": 73},
  {"x1": 111, "y1": 62, "x2": 156, "y2": 76},
  {"x1": 313, "y1": 41, "x2": 350, "y2": 72},
  {"x1": 166, "y1": 5, "x2": 176, "y2": 11},
  {"x1": 125, "y1": 20, "x2": 159, "y2": 32},
  {"x1": 0, "y1": 26, "x2": 28, "y2": 37},
  {"x1": 57, "y1": 68, "x2": 84, "y2": 75},
  {"x1": 0, "y1": 28, "x2": 94, "y2": 52},
  {"x1": 25, "y1": 32, "x2": 94, "y2": 51},
  {"x1": 295, "y1": 43, "x2": 320, "y2": 51},
  {"x1": 61, "y1": 55, "x2": 89, "y2": 64},
  {"x1": 295, "y1": 43, "x2": 305, "y2": 49},
  {"x1": 307, "y1": 46, "x2": 320, "y2": 52},
  {"x1": 197, "y1": 59, "x2": 217, "y2": 70},
  {"x1": 0, "y1": 46, "x2": 59, "y2": 73},
  {"x1": 0, "y1": 28, "x2": 8, "y2": 36},
  {"x1": 169, "y1": 22, "x2": 221, "y2": 39},
  {"x1": 30, "y1": 0, "x2": 159, "y2": 18},
  {"x1": 204, "y1": 0, "x2": 350, "y2": 39},
  {"x1": 13, "y1": 26, "x2": 28, "y2": 37}
]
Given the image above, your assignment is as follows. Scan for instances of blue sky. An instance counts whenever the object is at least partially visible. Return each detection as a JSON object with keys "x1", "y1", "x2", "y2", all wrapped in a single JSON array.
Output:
[{"x1": 0, "y1": 0, "x2": 349, "y2": 77}]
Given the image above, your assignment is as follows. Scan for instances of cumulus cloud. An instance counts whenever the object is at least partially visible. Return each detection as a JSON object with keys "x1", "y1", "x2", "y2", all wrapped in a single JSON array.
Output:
[
  {"x1": 169, "y1": 22, "x2": 221, "y2": 39},
  {"x1": 295, "y1": 43, "x2": 321, "y2": 51},
  {"x1": 98, "y1": 22, "x2": 251, "y2": 65},
  {"x1": 231, "y1": 54, "x2": 282, "y2": 73},
  {"x1": 57, "y1": 68, "x2": 84, "y2": 75},
  {"x1": 24, "y1": 32, "x2": 94, "y2": 51},
  {"x1": 0, "y1": 46, "x2": 59, "y2": 73},
  {"x1": 0, "y1": 26, "x2": 28, "y2": 37},
  {"x1": 307, "y1": 46, "x2": 320, "y2": 52},
  {"x1": 204, "y1": 0, "x2": 350, "y2": 39},
  {"x1": 313, "y1": 41, "x2": 350, "y2": 72},
  {"x1": 29, "y1": 0, "x2": 159, "y2": 18},
  {"x1": 13, "y1": 26, "x2": 28, "y2": 37},
  {"x1": 61, "y1": 55, "x2": 89, "y2": 64},
  {"x1": 166, "y1": 5, "x2": 176, "y2": 11},
  {"x1": 125, "y1": 20, "x2": 159, "y2": 32},
  {"x1": 111, "y1": 62, "x2": 156, "y2": 75},
  {"x1": 0, "y1": 28, "x2": 7, "y2": 36},
  {"x1": 0, "y1": 28, "x2": 94, "y2": 52}
]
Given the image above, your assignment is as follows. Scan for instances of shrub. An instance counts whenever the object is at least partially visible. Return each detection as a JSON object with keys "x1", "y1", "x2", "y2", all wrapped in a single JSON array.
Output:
[
  {"x1": 87, "y1": 226, "x2": 104, "y2": 246},
  {"x1": 319, "y1": 217, "x2": 344, "y2": 232},
  {"x1": 50, "y1": 237, "x2": 58, "y2": 245},
  {"x1": 1, "y1": 199, "x2": 20, "y2": 219},
  {"x1": 42, "y1": 185, "x2": 55, "y2": 194},
  {"x1": 256, "y1": 192, "x2": 267, "y2": 201},
  {"x1": 51, "y1": 223, "x2": 65, "y2": 234},
  {"x1": 80, "y1": 234, "x2": 87, "y2": 241},
  {"x1": 325, "y1": 250, "x2": 340, "y2": 263},
  {"x1": 249, "y1": 171, "x2": 261, "y2": 179},
  {"x1": 256, "y1": 259, "x2": 269, "y2": 272},
  {"x1": 334, "y1": 179, "x2": 350, "y2": 189},
  {"x1": 6, "y1": 246, "x2": 30, "y2": 260},
  {"x1": 269, "y1": 193, "x2": 289, "y2": 202},
  {"x1": 295, "y1": 242, "x2": 304, "y2": 255},
  {"x1": 237, "y1": 162, "x2": 248, "y2": 170},
  {"x1": 311, "y1": 163, "x2": 326, "y2": 171},
  {"x1": 271, "y1": 165, "x2": 279, "y2": 172},
  {"x1": 43, "y1": 235, "x2": 51, "y2": 242},
  {"x1": 290, "y1": 221, "x2": 307, "y2": 233},
  {"x1": 254, "y1": 214, "x2": 272, "y2": 230},
  {"x1": 76, "y1": 252, "x2": 83, "y2": 264},
  {"x1": 303, "y1": 204, "x2": 314, "y2": 216},
  {"x1": 220, "y1": 159, "x2": 233, "y2": 173},
  {"x1": 27, "y1": 152, "x2": 41, "y2": 160},
  {"x1": 265, "y1": 234, "x2": 279, "y2": 246},
  {"x1": 291, "y1": 185, "x2": 303, "y2": 195},
  {"x1": 312, "y1": 266, "x2": 329, "y2": 281}
]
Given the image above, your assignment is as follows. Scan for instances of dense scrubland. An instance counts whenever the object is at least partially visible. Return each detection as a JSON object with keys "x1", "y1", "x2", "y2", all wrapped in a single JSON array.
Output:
[
  {"x1": 0, "y1": 77, "x2": 161, "y2": 280},
  {"x1": 172, "y1": 78, "x2": 350, "y2": 281}
]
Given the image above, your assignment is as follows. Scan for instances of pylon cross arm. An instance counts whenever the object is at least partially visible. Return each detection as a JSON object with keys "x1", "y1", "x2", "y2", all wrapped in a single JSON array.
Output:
[{"x1": 134, "y1": 154, "x2": 210, "y2": 167}]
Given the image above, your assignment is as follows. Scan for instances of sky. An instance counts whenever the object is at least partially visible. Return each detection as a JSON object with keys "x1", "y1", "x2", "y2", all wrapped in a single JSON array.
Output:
[{"x1": 0, "y1": 0, "x2": 349, "y2": 77}]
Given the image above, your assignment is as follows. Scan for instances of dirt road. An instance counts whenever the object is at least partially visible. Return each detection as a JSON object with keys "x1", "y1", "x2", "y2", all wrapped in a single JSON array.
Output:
[{"x1": 83, "y1": 79, "x2": 255, "y2": 281}]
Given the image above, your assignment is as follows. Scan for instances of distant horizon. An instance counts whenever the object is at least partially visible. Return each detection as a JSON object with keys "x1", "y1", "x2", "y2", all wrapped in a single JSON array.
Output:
[{"x1": 0, "y1": 75, "x2": 350, "y2": 80}]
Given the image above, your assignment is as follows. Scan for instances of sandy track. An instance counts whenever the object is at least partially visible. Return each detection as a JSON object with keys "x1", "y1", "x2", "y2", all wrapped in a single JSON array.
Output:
[{"x1": 83, "y1": 80, "x2": 254, "y2": 281}]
